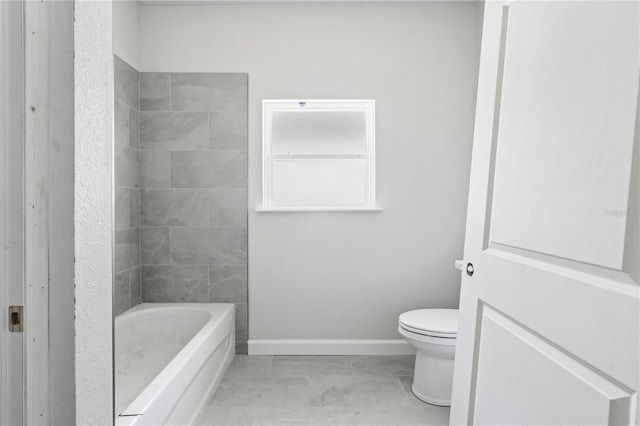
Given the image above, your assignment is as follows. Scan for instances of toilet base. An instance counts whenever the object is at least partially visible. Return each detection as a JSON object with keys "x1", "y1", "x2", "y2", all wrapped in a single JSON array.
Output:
[
  {"x1": 410, "y1": 349, "x2": 454, "y2": 407},
  {"x1": 411, "y1": 385, "x2": 451, "y2": 407}
]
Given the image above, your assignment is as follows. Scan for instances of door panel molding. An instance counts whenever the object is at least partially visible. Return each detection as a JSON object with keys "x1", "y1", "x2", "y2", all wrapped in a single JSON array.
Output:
[
  {"x1": 486, "y1": 243, "x2": 639, "y2": 297},
  {"x1": 487, "y1": 2, "x2": 637, "y2": 269},
  {"x1": 478, "y1": 254, "x2": 639, "y2": 386},
  {"x1": 482, "y1": 5, "x2": 510, "y2": 251},
  {"x1": 466, "y1": 299, "x2": 485, "y2": 425},
  {"x1": 473, "y1": 305, "x2": 636, "y2": 425}
]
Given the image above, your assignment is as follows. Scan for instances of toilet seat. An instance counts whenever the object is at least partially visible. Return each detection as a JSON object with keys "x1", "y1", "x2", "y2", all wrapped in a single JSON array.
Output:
[{"x1": 398, "y1": 309, "x2": 458, "y2": 339}]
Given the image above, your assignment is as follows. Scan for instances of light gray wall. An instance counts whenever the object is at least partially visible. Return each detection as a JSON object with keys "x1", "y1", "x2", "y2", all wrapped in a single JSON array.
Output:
[
  {"x1": 139, "y1": 2, "x2": 482, "y2": 343},
  {"x1": 113, "y1": 0, "x2": 139, "y2": 70},
  {"x1": 114, "y1": 55, "x2": 142, "y2": 316},
  {"x1": 138, "y1": 72, "x2": 249, "y2": 353}
]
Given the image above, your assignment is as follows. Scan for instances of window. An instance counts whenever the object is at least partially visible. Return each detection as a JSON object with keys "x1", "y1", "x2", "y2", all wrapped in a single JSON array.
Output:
[{"x1": 262, "y1": 100, "x2": 378, "y2": 211}]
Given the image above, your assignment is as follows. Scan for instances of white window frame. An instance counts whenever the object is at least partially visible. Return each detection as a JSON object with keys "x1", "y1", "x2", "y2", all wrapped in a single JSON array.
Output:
[{"x1": 261, "y1": 99, "x2": 379, "y2": 212}]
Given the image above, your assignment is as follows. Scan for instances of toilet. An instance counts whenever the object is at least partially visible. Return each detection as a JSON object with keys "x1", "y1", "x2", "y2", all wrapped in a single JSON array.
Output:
[{"x1": 398, "y1": 308, "x2": 458, "y2": 406}]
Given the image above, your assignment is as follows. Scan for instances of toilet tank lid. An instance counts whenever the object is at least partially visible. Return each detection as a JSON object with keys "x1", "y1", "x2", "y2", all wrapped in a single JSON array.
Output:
[{"x1": 399, "y1": 309, "x2": 458, "y2": 335}]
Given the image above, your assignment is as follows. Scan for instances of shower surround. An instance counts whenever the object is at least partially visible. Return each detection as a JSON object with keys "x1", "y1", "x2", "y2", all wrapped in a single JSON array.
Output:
[
  {"x1": 113, "y1": 55, "x2": 249, "y2": 353},
  {"x1": 114, "y1": 56, "x2": 142, "y2": 316}
]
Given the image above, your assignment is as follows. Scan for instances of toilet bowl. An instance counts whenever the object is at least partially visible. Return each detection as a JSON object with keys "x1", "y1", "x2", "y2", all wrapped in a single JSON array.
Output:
[{"x1": 398, "y1": 308, "x2": 458, "y2": 406}]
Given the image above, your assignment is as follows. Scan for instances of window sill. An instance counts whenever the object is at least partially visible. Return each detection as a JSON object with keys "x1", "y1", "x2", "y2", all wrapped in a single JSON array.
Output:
[{"x1": 257, "y1": 207, "x2": 383, "y2": 213}]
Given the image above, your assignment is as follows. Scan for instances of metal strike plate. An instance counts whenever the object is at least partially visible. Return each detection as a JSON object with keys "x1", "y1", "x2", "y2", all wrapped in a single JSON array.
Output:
[{"x1": 8, "y1": 306, "x2": 23, "y2": 332}]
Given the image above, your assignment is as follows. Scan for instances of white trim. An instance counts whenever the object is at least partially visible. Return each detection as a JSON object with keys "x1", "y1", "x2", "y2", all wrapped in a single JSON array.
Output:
[
  {"x1": 248, "y1": 339, "x2": 416, "y2": 355},
  {"x1": 256, "y1": 207, "x2": 382, "y2": 212},
  {"x1": 138, "y1": 0, "x2": 462, "y2": 4},
  {"x1": 262, "y1": 99, "x2": 376, "y2": 104}
]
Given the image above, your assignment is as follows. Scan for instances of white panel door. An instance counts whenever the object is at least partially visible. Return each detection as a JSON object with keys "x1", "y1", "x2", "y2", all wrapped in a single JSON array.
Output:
[{"x1": 451, "y1": 2, "x2": 640, "y2": 425}]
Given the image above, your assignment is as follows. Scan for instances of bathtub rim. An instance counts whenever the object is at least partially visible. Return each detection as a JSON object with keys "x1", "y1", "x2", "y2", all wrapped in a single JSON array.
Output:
[{"x1": 115, "y1": 303, "x2": 235, "y2": 418}]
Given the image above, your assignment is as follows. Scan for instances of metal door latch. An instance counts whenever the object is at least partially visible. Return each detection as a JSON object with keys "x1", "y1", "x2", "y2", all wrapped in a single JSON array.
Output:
[
  {"x1": 8, "y1": 306, "x2": 23, "y2": 332},
  {"x1": 466, "y1": 263, "x2": 474, "y2": 277},
  {"x1": 455, "y1": 260, "x2": 475, "y2": 277}
]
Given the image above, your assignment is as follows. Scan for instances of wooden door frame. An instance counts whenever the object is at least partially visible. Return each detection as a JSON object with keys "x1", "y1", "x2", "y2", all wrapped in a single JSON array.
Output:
[
  {"x1": 23, "y1": 0, "x2": 52, "y2": 423},
  {"x1": 0, "y1": 0, "x2": 53, "y2": 423},
  {"x1": 1, "y1": 1, "x2": 26, "y2": 424},
  {"x1": 3, "y1": 1, "x2": 107, "y2": 423}
]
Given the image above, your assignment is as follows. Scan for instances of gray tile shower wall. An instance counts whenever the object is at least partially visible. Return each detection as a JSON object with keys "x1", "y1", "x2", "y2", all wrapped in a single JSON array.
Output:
[
  {"x1": 139, "y1": 72, "x2": 249, "y2": 354},
  {"x1": 114, "y1": 55, "x2": 142, "y2": 316}
]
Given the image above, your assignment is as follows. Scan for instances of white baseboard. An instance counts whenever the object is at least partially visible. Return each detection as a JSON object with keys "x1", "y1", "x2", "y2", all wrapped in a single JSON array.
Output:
[{"x1": 248, "y1": 339, "x2": 416, "y2": 355}]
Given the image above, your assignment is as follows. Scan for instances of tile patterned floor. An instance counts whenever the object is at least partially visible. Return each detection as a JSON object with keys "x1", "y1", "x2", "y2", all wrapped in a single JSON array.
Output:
[{"x1": 198, "y1": 355, "x2": 450, "y2": 426}]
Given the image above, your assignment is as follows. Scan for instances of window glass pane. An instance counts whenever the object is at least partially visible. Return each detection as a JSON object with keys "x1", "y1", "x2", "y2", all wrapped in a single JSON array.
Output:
[
  {"x1": 271, "y1": 110, "x2": 367, "y2": 155},
  {"x1": 272, "y1": 159, "x2": 366, "y2": 206}
]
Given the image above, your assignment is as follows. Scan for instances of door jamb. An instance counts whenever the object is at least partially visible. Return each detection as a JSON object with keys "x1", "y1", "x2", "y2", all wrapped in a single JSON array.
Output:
[
  {"x1": 0, "y1": 0, "x2": 26, "y2": 424},
  {"x1": 23, "y1": 0, "x2": 51, "y2": 423}
]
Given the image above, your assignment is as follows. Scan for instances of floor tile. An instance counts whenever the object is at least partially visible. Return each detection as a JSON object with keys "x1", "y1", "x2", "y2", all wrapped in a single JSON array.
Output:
[
  {"x1": 304, "y1": 406, "x2": 364, "y2": 425},
  {"x1": 205, "y1": 356, "x2": 449, "y2": 426},
  {"x1": 211, "y1": 376, "x2": 309, "y2": 407},
  {"x1": 253, "y1": 419, "x2": 306, "y2": 426},
  {"x1": 308, "y1": 375, "x2": 406, "y2": 407},
  {"x1": 199, "y1": 406, "x2": 364, "y2": 426},
  {"x1": 397, "y1": 376, "x2": 437, "y2": 407},
  {"x1": 351, "y1": 355, "x2": 415, "y2": 376},
  {"x1": 254, "y1": 419, "x2": 306, "y2": 426},
  {"x1": 199, "y1": 406, "x2": 306, "y2": 426},
  {"x1": 270, "y1": 356, "x2": 352, "y2": 377},
  {"x1": 226, "y1": 355, "x2": 272, "y2": 377},
  {"x1": 361, "y1": 402, "x2": 450, "y2": 425}
]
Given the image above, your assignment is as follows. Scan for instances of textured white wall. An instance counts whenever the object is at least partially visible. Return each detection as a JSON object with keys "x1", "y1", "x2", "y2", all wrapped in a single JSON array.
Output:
[
  {"x1": 74, "y1": 0, "x2": 114, "y2": 423},
  {"x1": 139, "y1": 3, "x2": 482, "y2": 345},
  {"x1": 113, "y1": 0, "x2": 139, "y2": 70}
]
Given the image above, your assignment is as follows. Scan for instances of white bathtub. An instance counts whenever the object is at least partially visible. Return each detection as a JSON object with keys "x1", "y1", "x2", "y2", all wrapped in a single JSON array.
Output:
[{"x1": 115, "y1": 303, "x2": 235, "y2": 426}]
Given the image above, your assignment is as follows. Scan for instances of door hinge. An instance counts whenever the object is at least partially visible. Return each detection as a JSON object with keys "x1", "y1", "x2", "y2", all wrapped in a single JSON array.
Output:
[{"x1": 8, "y1": 306, "x2": 23, "y2": 332}]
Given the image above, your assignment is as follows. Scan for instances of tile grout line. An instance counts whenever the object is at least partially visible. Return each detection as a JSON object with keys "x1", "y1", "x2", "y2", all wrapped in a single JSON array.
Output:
[
  {"x1": 205, "y1": 95, "x2": 212, "y2": 303},
  {"x1": 126, "y1": 266, "x2": 132, "y2": 311},
  {"x1": 207, "y1": 264, "x2": 211, "y2": 304},
  {"x1": 136, "y1": 71, "x2": 144, "y2": 308},
  {"x1": 136, "y1": 88, "x2": 143, "y2": 305},
  {"x1": 265, "y1": 355, "x2": 274, "y2": 377},
  {"x1": 396, "y1": 375, "x2": 412, "y2": 405}
]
